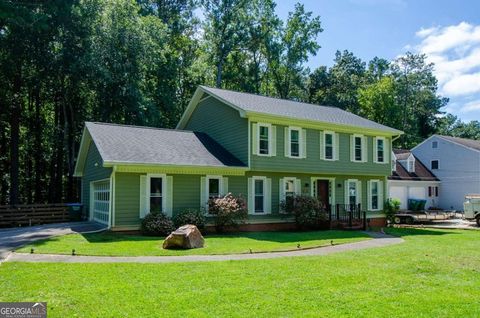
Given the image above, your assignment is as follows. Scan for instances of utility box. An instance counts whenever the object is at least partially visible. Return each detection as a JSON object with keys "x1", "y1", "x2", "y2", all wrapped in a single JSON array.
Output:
[
  {"x1": 463, "y1": 195, "x2": 480, "y2": 226},
  {"x1": 66, "y1": 203, "x2": 83, "y2": 221}
]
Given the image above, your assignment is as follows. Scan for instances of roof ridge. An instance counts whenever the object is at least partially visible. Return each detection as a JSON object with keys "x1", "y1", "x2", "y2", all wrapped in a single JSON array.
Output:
[
  {"x1": 201, "y1": 85, "x2": 340, "y2": 110},
  {"x1": 199, "y1": 85, "x2": 402, "y2": 134},
  {"x1": 87, "y1": 121, "x2": 195, "y2": 134},
  {"x1": 435, "y1": 134, "x2": 480, "y2": 142}
]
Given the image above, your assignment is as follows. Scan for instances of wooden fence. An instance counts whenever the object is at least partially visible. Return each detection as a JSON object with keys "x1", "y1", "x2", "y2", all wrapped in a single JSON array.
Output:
[{"x1": 0, "y1": 204, "x2": 78, "y2": 228}]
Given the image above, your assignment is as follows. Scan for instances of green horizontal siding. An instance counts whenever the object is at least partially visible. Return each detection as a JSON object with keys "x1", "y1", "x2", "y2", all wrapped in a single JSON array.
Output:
[
  {"x1": 81, "y1": 142, "x2": 112, "y2": 217},
  {"x1": 245, "y1": 171, "x2": 385, "y2": 216},
  {"x1": 113, "y1": 171, "x2": 385, "y2": 228},
  {"x1": 172, "y1": 174, "x2": 202, "y2": 212},
  {"x1": 250, "y1": 122, "x2": 391, "y2": 176},
  {"x1": 114, "y1": 173, "x2": 141, "y2": 227},
  {"x1": 184, "y1": 97, "x2": 248, "y2": 164}
]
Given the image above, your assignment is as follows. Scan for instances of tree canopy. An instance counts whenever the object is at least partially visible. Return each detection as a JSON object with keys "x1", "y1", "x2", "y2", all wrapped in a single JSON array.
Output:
[{"x1": 0, "y1": 0, "x2": 477, "y2": 204}]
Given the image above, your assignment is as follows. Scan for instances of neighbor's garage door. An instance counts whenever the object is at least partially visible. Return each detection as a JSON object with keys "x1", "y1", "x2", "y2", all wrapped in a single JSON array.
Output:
[
  {"x1": 409, "y1": 187, "x2": 426, "y2": 200},
  {"x1": 389, "y1": 186, "x2": 407, "y2": 210},
  {"x1": 91, "y1": 180, "x2": 110, "y2": 225}
]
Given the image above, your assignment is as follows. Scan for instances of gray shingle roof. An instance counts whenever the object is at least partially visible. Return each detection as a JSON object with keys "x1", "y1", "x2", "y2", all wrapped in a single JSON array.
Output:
[
  {"x1": 390, "y1": 149, "x2": 439, "y2": 181},
  {"x1": 86, "y1": 122, "x2": 246, "y2": 168},
  {"x1": 393, "y1": 149, "x2": 412, "y2": 160},
  {"x1": 200, "y1": 86, "x2": 402, "y2": 134},
  {"x1": 437, "y1": 135, "x2": 480, "y2": 152}
]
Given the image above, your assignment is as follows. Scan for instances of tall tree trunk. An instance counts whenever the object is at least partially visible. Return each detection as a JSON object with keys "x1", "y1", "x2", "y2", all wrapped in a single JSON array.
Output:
[
  {"x1": 63, "y1": 89, "x2": 76, "y2": 202},
  {"x1": 9, "y1": 70, "x2": 22, "y2": 205},
  {"x1": 216, "y1": 59, "x2": 224, "y2": 88},
  {"x1": 0, "y1": 100, "x2": 8, "y2": 205},
  {"x1": 34, "y1": 87, "x2": 44, "y2": 203},
  {"x1": 25, "y1": 89, "x2": 33, "y2": 204}
]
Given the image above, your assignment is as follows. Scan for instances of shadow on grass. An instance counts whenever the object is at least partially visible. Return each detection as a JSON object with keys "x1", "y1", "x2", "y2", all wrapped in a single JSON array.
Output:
[
  {"x1": 199, "y1": 230, "x2": 368, "y2": 243},
  {"x1": 76, "y1": 230, "x2": 367, "y2": 244},
  {"x1": 81, "y1": 232, "x2": 164, "y2": 243}
]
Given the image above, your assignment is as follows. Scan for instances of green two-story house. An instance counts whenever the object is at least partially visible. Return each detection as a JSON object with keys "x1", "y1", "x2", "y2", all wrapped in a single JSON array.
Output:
[{"x1": 74, "y1": 86, "x2": 402, "y2": 231}]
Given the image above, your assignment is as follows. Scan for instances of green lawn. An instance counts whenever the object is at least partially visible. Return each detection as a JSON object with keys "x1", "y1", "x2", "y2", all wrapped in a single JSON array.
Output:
[
  {"x1": 15, "y1": 230, "x2": 369, "y2": 256},
  {"x1": 2, "y1": 228, "x2": 480, "y2": 317}
]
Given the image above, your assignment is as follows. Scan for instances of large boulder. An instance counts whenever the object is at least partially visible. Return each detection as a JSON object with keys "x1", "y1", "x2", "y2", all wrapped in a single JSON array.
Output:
[{"x1": 162, "y1": 224, "x2": 205, "y2": 249}]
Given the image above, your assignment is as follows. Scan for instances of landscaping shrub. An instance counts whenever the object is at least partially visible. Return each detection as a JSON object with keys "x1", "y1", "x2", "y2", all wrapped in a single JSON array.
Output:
[
  {"x1": 172, "y1": 208, "x2": 206, "y2": 229},
  {"x1": 281, "y1": 195, "x2": 328, "y2": 230},
  {"x1": 208, "y1": 193, "x2": 247, "y2": 232},
  {"x1": 140, "y1": 212, "x2": 175, "y2": 236},
  {"x1": 408, "y1": 199, "x2": 426, "y2": 211},
  {"x1": 384, "y1": 198, "x2": 401, "y2": 222}
]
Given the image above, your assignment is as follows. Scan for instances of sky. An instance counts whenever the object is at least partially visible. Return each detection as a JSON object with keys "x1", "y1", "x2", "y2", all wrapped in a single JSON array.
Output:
[{"x1": 275, "y1": 0, "x2": 480, "y2": 122}]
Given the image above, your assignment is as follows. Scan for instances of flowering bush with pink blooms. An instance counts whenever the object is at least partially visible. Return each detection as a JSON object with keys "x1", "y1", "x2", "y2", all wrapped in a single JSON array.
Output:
[{"x1": 208, "y1": 193, "x2": 248, "y2": 232}]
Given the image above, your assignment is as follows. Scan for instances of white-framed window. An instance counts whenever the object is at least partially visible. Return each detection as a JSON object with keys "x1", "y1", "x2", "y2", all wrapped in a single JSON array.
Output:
[
  {"x1": 324, "y1": 131, "x2": 334, "y2": 160},
  {"x1": 374, "y1": 137, "x2": 386, "y2": 163},
  {"x1": 432, "y1": 141, "x2": 438, "y2": 149},
  {"x1": 140, "y1": 174, "x2": 173, "y2": 218},
  {"x1": 248, "y1": 176, "x2": 271, "y2": 214},
  {"x1": 252, "y1": 122, "x2": 276, "y2": 157},
  {"x1": 320, "y1": 131, "x2": 339, "y2": 161},
  {"x1": 408, "y1": 160, "x2": 415, "y2": 172},
  {"x1": 200, "y1": 175, "x2": 227, "y2": 213},
  {"x1": 428, "y1": 186, "x2": 439, "y2": 197},
  {"x1": 284, "y1": 178, "x2": 296, "y2": 197},
  {"x1": 348, "y1": 180, "x2": 357, "y2": 206},
  {"x1": 258, "y1": 123, "x2": 270, "y2": 155},
  {"x1": 351, "y1": 134, "x2": 366, "y2": 162},
  {"x1": 254, "y1": 178, "x2": 265, "y2": 213},
  {"x1": 289, "y1": 127, "x2": 300, "y2": 157},
  {"x1": 149, "y1": 176, "x2": 164, "y2": 213},
  {"x1": 345, "y1": 179, "x2": 361, "y2": 208},
  {"x1": 206, "y1": 175, "x2": 223, "y2": 199},
  {"x1": 285, "y1": 126, "x2": 306, "y2": 158},
  {"x1": 431, "y1": 160, "x2": 439, "y2": 170},
  {"x1": 368, "y1": 180, "x2": 383, "y2": 211},
  {"x1": 279, "y1": 177, "x2": 301, "y2": 211}
]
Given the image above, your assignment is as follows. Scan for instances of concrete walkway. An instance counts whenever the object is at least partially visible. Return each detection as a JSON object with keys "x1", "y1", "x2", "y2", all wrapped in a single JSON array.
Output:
[
  {"x1": 0, "y1": 222, "x2": 107, "y2": 260},
  {"x1": 5, "y1": 232, "x2": 404, "y2": 264}
]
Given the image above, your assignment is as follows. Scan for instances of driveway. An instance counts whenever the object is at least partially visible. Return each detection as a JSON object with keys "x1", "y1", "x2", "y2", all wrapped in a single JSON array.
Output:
[
  {"x1": 396, "y1": 219, "x2": 479, "y2": 230},
  {"x1": 0, "y1": 222, "x2": 106, "y2": 260}
]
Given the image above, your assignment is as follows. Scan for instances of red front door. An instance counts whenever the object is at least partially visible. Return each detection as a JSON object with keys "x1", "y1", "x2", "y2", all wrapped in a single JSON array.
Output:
[{"x1": 316, "y1": 180, "x2": 330, "y2": 210}]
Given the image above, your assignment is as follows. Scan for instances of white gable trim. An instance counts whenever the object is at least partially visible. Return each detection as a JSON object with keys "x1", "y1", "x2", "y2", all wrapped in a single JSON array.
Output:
[
  {"x1": 73, "y1": 127, "x2": 92, "y2": 177},
  {"x1": 412, "y1": 135, "x2": 480, "y2": 154}
]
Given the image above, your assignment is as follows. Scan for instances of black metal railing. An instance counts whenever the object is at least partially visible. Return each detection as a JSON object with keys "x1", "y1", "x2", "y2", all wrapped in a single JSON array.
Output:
[{"x1": 329, "y1": 204, "x2": 367, "y2": 230}]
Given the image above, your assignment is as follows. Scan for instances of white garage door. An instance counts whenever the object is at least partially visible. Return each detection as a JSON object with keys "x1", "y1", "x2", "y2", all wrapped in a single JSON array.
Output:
[
  {"x1": 389, "y1": 186, "x2": 407, "y2": 210},
  {"x1": 91, "y1": 180, "x2": 110, "y2": 225},
  {"x1": 409, "y1": 187, "x2": 426, "y2": 200}
]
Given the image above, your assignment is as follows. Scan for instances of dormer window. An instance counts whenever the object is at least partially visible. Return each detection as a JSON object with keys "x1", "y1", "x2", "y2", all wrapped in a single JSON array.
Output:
[{"x1": 407, "y1": 156, "x2": 415, "y2": 173}]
